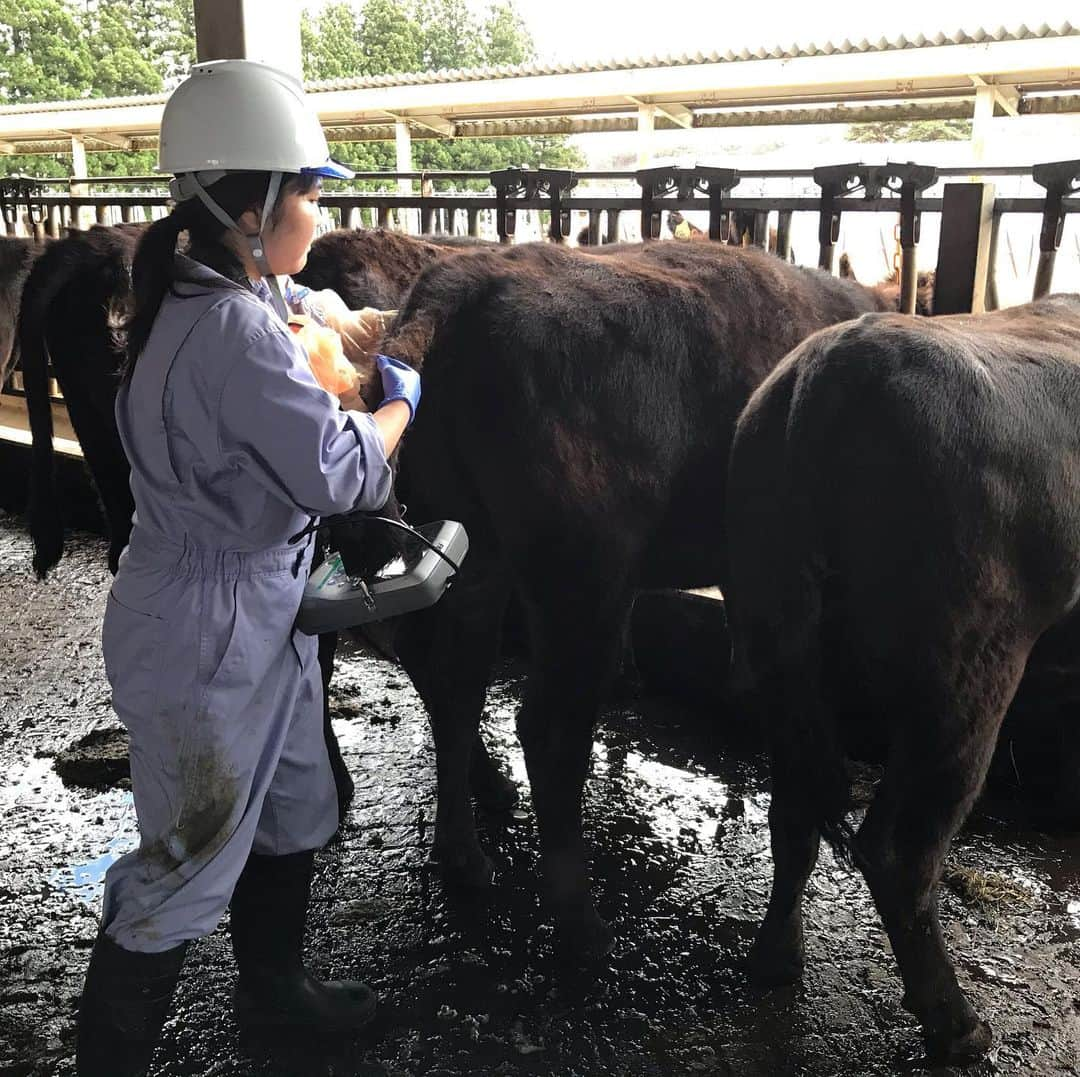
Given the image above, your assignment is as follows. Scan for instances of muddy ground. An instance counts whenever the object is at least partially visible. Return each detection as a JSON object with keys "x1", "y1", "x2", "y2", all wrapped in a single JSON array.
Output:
[{"x1": 0, "y1": 511, "x2": 1078, "y2": 1077}]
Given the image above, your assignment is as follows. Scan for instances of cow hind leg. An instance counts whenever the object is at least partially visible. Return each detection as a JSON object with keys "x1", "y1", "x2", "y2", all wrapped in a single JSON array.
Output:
[
  {"x1": 396, "y1": 558, "x2": 511, "y2": 888},
  {"x1": 749, "y1": 743, "x2": 820, "y2": 985},
  {"x1": 468, "y1": 731, "x2": 518, "y2": 809},
  {"x1": 853, "y1": 629, "x2": 1029, "y2": 1064}
]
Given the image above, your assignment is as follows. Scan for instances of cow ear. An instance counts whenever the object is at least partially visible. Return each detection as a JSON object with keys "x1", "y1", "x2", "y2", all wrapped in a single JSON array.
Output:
[{"x1": 838, "y1": 253, "x2": 855, "y2": 279}]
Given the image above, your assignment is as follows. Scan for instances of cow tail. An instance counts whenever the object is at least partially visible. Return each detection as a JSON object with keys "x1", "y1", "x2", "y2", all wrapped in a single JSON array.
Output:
[
  {"x1": 779, "y1": 346, "x2": 859, "y2": 862},
  {"x1": 17, "y1": 252, "x2": 66, "y2": 578},
  {"x1": 776, "y1": 552, "x2": 855, "y2": 862}
]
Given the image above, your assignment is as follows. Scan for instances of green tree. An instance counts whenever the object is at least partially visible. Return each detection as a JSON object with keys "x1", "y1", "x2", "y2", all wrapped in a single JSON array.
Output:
[
  {"x1": 302, "y1": 3, "x2": 366, "y2": 81},
  {"x1": 325, "y1": 0, "x2": 581, "y2": 186},
  {"x1": 84, "y1": 2, "x2": 162, "y2": 98},
  {"x1": 416, "y1": 0, "x2": 481, "y2": 71},
  {"x1": 480, "y1": 2, "x2": 534, "y2": 65},
  {"x1": 846, "y1": 119, "x2": 972, "y2": 143},
  {"x1": 0, "y1": 0, "x2": 194, "y2": 177},
  {"x1": 355, "y1": 0, "x2": 423, "y2": 76},
  {"x1": 0, "y1": 0, "x2": 94, "y2": 102}
]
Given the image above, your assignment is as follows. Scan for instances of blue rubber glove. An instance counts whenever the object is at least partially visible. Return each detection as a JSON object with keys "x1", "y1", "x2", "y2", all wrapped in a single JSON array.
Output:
[{"x1": 375, "y1": 354, "x2": 421, "y2": 425}]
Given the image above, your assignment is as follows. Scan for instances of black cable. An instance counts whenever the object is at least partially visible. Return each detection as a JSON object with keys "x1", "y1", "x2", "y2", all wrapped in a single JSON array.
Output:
[
  {"x1": 288, "y1": 513, "x2": 462, "y2": 576},
  {"x1": 366, "y1": 516, "x2": 462, "y2": 575}
]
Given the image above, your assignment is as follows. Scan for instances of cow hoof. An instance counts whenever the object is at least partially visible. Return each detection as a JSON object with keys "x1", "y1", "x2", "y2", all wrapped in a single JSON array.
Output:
[
  {"x1": 747, "y1": 939, "x2": 803, "y2": 988},
  {"x1": 470, "y1": 765, "x2": 519, "y2": 811},
  {"x1": 557, "y1": 912, "x2": 615, "y2": 963},
  {"x1": 428, "y1": 845, "x2": 495, "y2": 889},
  {"x1": 923, "y1": 1019, "x2": 993, "y2": 1065}
]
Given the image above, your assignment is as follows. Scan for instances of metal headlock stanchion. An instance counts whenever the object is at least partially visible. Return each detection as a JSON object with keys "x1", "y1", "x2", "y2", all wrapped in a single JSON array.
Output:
[
  {"x1": 1031, "y1": 159, "x2": 1080, "y2": 299},
  {"x1": 490, "y1": 168, "x2": 578, "y2": 245},
  {"x1": 813, "y1": 162, "x2": 936, "y2": 312},
  {"x1": 635, "y1": 166, "x2": 740, "y2": 242},
  {"x1": 889, "y1": 163, "x2": 938, "y2": 314},
  {"x1": 0, "y1": 177, "x2": 46, "y2": 240}
]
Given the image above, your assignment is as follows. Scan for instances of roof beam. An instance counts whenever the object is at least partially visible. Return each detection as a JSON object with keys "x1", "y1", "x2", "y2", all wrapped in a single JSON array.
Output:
[
  {"x1": 384, "y1": 111, "x2": 455, "y2": 138},
  {"x1": 970, "y1": 74, "x2": 1020, "y2": 116},
  {"x1": 657, "y1": 103, "x2": 694, "y2": 128},
  {"x1": 626, "y1": 95, "x2": 693, "y2": 128},
  {"x1": 89, "y1": 131, "x2": 135, "y2": 150},
  {"x1": 57, "y1": 128, "x2": 133, "y2": 151},
  {"x1": 0, "y1": 141, "x2": 14, "y2": 154}
]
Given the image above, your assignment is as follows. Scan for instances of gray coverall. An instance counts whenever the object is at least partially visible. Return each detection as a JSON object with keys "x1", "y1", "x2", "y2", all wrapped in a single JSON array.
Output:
[{"x1": 99, "y1": 259, "x2": 392, "y2": 953}]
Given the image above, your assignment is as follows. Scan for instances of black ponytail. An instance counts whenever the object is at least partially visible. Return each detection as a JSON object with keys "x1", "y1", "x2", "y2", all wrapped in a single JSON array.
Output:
[
  {"x1": 124, "y1": 171, "x2": 320, "y2": 377},
  {"x1": 124, "y1": 201, "x2": 198, "y2": 370}
]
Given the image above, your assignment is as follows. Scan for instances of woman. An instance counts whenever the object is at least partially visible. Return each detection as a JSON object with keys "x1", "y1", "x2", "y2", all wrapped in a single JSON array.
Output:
[{"x1": 76, "y1": 60, "x2": 420, "y2": 1077}]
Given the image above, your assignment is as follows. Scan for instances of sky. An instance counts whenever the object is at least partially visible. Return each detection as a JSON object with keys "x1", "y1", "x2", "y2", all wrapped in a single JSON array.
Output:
[{"x1": 302, "y1": 0, "x2": 1078, "y2": 65}]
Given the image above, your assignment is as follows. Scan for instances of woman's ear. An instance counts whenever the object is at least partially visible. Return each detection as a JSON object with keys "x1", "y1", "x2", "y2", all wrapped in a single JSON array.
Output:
[{"x1": 235, "y1": 206, "x2": 262, "y2": 236}]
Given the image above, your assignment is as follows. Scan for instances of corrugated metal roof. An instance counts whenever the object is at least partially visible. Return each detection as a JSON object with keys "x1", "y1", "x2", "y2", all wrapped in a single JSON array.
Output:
[
  {"x1": 0, "y1": 92, "x2": 169, "y2": 116},
  {"x1": 1, "y1": 21, "x2": 1074, "y2": 115},
  {"x1": 305, "y1": 21, "x2": 1078, "y2": 92}
]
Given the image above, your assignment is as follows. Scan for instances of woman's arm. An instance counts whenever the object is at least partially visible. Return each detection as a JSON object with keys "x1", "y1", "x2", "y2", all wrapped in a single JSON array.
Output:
[
  {"x1": 369, "y1": 400, "x2": 410, "y2": 456},
  {"x1": 217, "y1": 327, "x2": 394, "y2": 517}
]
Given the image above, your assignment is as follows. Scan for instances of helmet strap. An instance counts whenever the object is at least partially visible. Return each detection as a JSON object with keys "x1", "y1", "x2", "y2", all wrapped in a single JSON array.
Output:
[{"x1": 175, "y1": 170, "x2": 290, "y2": 322}]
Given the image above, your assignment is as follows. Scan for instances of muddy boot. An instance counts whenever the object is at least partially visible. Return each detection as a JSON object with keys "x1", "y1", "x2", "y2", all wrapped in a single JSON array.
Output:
[
  {"x1": 76, "y1": 931, "x2": 187, "y2": 1077},
  {"x1": 229, "y1": 850, "x2": 376, "y2": 1031}
]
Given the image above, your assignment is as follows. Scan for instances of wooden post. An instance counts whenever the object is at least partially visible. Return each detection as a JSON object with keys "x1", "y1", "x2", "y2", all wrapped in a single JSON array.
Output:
[
  {"x1": 194, "y1": 0, "x2": 302, "y2": 76},
  {"x1": 69, "y1": 135, "x2": 90, "y2": 230},
  {"x1": 47, "y1": 204, "x2": 61, "y2": 238},
  {"x1": 932, "y1": 183, "x2": 995, "y2": 315},
  {"x1": 984, "y1": 212, "x2": 1001, "y2": 311},
  {"x1": 775, "y1": 210, "x2": 793, "y2": 261},
  {"x1": 587, "y1": 209, "x2": 602, "y2": 246},
  {"x1": 96, "y1": 205, "x2": 109, "y2": 225},
  {"x1": 606, "y1": 209, "x2": 620, "y2": 244},
  {"x1": 467, "y1": 208, "x2": 481, "y2": 238},
  {"x1": 970, "y1": 84, "x2": 995, "y2": 167},
  {"x1": 121, "y1": 203, "x2": 134, "y2": 224},
  {"x1": 751, "y1": 210, "x2": 769, "y2": 248},
  {"x1": 377, "y1": 206, "x2": 391, "y2": 229},
  {"x1": 395, "y1": 122, "x2": 413, "y2": 233},
  {"x1": 419, "y1": 174, "x2": 434, "y2": 233},
  {"x1": 636, "y1": 105, "x2": 656, "y2": 169}
]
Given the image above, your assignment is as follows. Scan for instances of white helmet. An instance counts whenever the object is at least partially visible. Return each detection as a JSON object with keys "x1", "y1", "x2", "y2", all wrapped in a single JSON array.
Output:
[
  {"x1": 159, "y1": 59, "x2": 352, "y2": 303},
  {"x1": 159, "y1": 59, "x2": 352, "y2": 181}
]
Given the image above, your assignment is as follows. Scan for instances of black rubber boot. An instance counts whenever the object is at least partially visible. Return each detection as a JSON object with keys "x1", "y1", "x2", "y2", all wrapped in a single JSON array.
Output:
[
  {"x1": 75, "y1": 931, "x2": 187, "y2": 1077},
  {"x1": 229, "y1": 850, "x2": 376, "y2": 1031}
]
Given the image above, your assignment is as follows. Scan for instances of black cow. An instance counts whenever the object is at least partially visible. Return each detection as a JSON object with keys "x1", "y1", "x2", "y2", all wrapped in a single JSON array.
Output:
[
  {"x1": 376, "y1": 240, "x2": 893, "y2": 953},
  {"x1": 18, "y1": 225, "x2": 141, "y2": 577},
  {"x1": 0, "y1": 235, "x2": 46, "y2": 384},
  {"x1": 295, "y1": 227, "x2": 489, "y2": 309},
  {"x1": 725, "y1": 295, "x2": 1080, "y2": 1063}
]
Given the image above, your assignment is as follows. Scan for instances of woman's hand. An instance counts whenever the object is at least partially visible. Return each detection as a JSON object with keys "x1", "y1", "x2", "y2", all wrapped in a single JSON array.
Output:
[{"x1": 375, "y1": 355, "x2": 421, "y2": 424}]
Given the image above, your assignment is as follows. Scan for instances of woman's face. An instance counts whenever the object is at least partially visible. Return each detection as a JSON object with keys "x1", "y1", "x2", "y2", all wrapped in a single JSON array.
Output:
[{"x1": 242, "y1": 183, "x2": 321, "y2": 277}]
